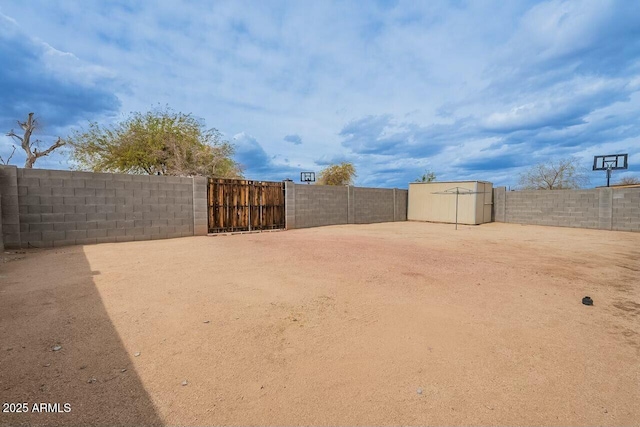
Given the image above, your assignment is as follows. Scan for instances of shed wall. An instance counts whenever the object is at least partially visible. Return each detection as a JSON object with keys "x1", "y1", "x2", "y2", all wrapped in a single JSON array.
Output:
[{"x1": 408, "y1": 181, "x2": 493, "y2": 225}]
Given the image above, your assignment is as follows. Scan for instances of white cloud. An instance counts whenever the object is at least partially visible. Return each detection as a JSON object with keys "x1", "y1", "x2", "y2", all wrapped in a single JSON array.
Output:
[{"x1": 1, "y1": 1, "x2": 639, "y2": 186}]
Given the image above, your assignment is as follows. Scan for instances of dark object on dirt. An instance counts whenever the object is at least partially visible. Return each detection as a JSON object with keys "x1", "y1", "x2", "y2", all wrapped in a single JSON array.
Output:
[{"x1": 582, "y1": 296, "x2": 593, "y2": 306}]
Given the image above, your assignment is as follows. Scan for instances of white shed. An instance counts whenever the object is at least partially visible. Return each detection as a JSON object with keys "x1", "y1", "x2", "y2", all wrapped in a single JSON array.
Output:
[{"x1": 407, "y1": 181, "x2": 493, "y2": 225}]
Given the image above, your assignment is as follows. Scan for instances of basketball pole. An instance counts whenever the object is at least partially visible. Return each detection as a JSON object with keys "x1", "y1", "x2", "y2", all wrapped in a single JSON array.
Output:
[{"x1": 607, "y1": 167, "x2": 612, "y2": 188}]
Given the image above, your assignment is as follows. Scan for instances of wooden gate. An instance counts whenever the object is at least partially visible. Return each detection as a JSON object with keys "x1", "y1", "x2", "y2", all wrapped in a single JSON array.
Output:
[{"x1": 207, "y1": 178, "x2": 286, "y2": 233}]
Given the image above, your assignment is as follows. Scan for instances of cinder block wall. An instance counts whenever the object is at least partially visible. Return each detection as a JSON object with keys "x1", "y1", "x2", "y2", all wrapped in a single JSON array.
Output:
[
  {"x1": 0, "y1": 177, "x2": 4, "y2": 251},
  {"x1": 286, "y1": 183, "x2": 408, "y2": 229},
  {"x1": 192, "y1": 177, "x2": 208, "y2": 235},
  {"x1": 0, "y1": 166, "x2": 20, "y2": 248},
  {"x1": 492, "y1": 187, "x2": 506, "y2": 222},
  {"x1": 0, "y1": 166, "x2": 208, "y2": 248},
  {"x1": 354, "y1": 187, "x2": 394, "y2": 224},
  {"x1": 294, "y1": 185, "x2": 349, "y2": 228},
  {"x1": 612, "y1": 188, "x2": 640, "y2": 232},
  {"x1": 284, "y1": 181, "x2": 296, "y2": 229},
  {"x1": 396, "y1": 190, "x2": 408, "y2": 221},
  {"x1": 492, "y1": 186, "x2": 640, "y2": 232}
]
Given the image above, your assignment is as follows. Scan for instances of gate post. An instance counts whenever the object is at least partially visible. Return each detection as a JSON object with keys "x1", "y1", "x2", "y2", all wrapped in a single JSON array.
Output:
[
  {"x1": 285, "y1": 180, "x2": 296, "y2": 229},
  {"x1": 248, "y1": 183, "x2": 252, "y2": 232},
  {"x1": 192, "y1": 176, "x2": 208, "y2": 235}
]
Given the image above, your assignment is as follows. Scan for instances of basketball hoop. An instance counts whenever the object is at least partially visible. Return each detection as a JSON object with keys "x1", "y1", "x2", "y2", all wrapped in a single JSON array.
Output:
[
  {"x1": 593, "y1": 154, "x2": 628, "y2": 187},
  {"x1": 300, "y1": 172, "x2": 315, "y2": 184}
]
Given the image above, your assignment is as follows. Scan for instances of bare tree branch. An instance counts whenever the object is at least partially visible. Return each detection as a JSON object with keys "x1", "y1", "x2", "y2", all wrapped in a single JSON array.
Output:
[
  {"x1": 33, "y1": 137, "x2": 65, "y2": 158},
  {"x1": 618, "y1": 176, "x2": 640, "y2": 185},
  {"x1": 519, "y1": 157, "x2": 588, "y2": 190},
  {"x1": 0, "y1": 146, "x2": 17, "y2": 165},
  {"x1": 7, "y1": 113, "x2": 66, "y2": 168},
  {"x1": 6, "y1": 130, "x2": 24, "y2": 143}
]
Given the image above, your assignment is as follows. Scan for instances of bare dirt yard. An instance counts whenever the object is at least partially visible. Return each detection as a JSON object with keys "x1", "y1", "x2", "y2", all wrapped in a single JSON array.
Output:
[{"x1": 1, "y1": 222, "x2": 639, "y2": 426}]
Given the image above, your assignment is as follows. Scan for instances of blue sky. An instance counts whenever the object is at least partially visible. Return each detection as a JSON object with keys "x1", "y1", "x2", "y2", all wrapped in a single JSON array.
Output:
[{"x1": 1, "y1": 0, "x2": 639, "y2": 188}]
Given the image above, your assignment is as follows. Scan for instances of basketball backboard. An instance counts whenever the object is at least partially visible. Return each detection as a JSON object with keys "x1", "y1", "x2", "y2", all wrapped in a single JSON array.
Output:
[
  {"x1": 593, "y1": 154, "x2": 628, "y2": 171},
  {"x1": 300, "y1": 172, "x2": 315, "y2": 183}
]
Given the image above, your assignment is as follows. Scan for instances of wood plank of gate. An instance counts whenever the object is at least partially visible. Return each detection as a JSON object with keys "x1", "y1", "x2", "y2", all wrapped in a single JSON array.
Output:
[
  {"x1": 207, "y1": 178, "x2": 285, "y2": 233},
  {"x1": 207, "y1": 229, "x2": 285, "y2": 237}
]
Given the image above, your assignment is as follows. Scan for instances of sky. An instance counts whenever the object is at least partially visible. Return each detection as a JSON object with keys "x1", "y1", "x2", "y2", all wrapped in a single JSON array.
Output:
[{"x1": 1, "y1": 0, "x2": 639, "y2": 189}]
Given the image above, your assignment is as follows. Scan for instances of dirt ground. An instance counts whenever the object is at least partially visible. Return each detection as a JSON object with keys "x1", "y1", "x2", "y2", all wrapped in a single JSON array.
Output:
[{"x1": 1, "y1": 221, "x2": 639, "y2": 426}]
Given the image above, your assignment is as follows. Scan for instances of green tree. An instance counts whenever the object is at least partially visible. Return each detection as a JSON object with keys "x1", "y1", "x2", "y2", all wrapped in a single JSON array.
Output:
[
  {"x1": 415, "y1": 170, "x2": 436, "y2": 182},
  {"x1": 68, "y1": 107, "x2": 242, "y2": 177},
  {"x1": 317, "y1": 162, "x2": 356, "y2": 185},
  {"x1": 518, "y1": 157, "x2": 588, "y2": 190}
]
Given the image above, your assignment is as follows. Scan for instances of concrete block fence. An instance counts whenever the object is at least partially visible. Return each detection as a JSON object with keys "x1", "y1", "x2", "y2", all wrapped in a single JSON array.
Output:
[
  {"x1": 285, "y1": 182, "x2": 408, "y2": 229},
  {"x1": 0, "y1": 166, "x2": 208, "y2": 250},
  {"x1": 493, "y1": 186, "x2": 640, "y2": 232},
  {"x1": 0, "y1": 166, "x2": 409, "y2": 250},
  {"x1": 3, "y1": 165, "x2": 636, "y2": 250}
]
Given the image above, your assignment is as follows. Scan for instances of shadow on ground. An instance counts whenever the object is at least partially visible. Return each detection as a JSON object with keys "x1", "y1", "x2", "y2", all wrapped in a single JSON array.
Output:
[{"x1": 0, "y1": 246, "x2": 163, "y2": 426}]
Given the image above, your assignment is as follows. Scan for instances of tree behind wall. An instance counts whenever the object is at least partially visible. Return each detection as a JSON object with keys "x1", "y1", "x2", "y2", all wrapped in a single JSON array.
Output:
[
  {"x1": 518, "y1": 157, "x2": 588, "y2": 190},
  {"x1": 415, "y1": 170, "x2": 436, "y2": 182},
  {"x1": 5, "y1": 113, "x2": 66, "y2": 168},
  {"x1": 317, "y1": 162, "x2": 356, "y2": 185},
  {"x1": 618, "y1": 176, "x2": 640, "y2": 185},
  {"x1": 68, "y1": 107, "x2": 243, "y2": 177}
]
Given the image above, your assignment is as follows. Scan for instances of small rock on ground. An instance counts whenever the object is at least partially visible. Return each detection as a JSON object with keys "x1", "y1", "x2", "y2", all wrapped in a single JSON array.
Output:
[
  {"x1": 417, "y1": 388, "x2": 423, "y2": 395},
  {"x1": 134, "y1": 352, "x2": 141, "y2": 357},
  {"x1": 182, "y1": 380, "x2": 188, "y2": 386},
  {"x1": 52, "y1": 345, "x2": 62, "y2": 352}
]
